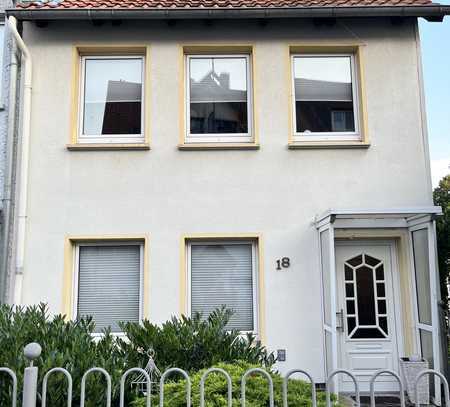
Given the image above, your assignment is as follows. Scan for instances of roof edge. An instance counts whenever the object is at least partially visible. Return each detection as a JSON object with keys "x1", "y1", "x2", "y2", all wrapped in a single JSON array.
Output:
[{"x1": 6, "y1": 5, "x2": 450, "y2": 21}]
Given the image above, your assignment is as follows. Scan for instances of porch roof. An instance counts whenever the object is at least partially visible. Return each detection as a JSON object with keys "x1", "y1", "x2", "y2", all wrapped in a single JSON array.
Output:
[{"x1": 315, "y1": 206, "x2": 442, "y2": 229}]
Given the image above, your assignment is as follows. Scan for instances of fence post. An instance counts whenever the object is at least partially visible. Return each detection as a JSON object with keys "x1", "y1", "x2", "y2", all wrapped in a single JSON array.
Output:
[{"x1": 22, "y1": 343, "x2": 42, "y2": 407}]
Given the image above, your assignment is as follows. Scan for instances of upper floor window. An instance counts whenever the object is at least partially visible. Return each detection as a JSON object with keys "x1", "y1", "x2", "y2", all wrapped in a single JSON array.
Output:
[
  {"x1": 186, "y1": 55, "x2": 253, "y2": 143},
  {"x1": 292, "y1": 54, "x2": 360, "y2": 141},
  {"x1": 79, "y1": 55, "x2": 144, "y2": 143}
]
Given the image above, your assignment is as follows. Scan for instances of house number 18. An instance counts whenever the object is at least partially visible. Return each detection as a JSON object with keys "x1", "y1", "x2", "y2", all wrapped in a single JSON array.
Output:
[{"x1": 276, "y1": 257, "x2": 290, "y2": 270}]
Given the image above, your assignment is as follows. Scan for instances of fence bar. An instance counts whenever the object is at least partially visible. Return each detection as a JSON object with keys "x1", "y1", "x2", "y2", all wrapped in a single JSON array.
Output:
[
  {"x1": 414, "y1": 369, "x2": 450, "y2": 407},
  {"x1": 200, "y1": 367, "x2": 232, "y2": 407},
  {"x1": 326, "y1": 369, "x2": 360, "y2": 407},
  {"x1": 22, "y1": 343, "x2": 42, "y2": 407},
  {"x1": 0, "y1": 367, "x2": 18, "y2": 407},
  {"x1": 42, "y1": 367, "x2": 73, "y2": 407},
  {"x1": 369, "y1": 369, "x2": 405, "y2": 407},
  {"x1": 120, "y1": 368, "x2": 151, "y2": 407},
  {"x1": 159, "y1": 368, "x2": 191, "y2": 407},
  {"x1": 283, "y1": 369, "x2": 316, "y2": 407},
  {"x1": 80, "y1": 367, "x2": 111, "y2": 407},
  {"x1": 241, "y1": 367, "x2": 274, "y2": 407}
]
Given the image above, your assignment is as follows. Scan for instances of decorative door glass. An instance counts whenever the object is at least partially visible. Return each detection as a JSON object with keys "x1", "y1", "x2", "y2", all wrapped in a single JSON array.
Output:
[{"x1": 344, "y1": 253, "x2": 388, "y2": 339}]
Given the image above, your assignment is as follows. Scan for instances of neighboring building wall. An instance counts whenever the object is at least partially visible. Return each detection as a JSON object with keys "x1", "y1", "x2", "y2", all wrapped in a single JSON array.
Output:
[
  {"x1": 0, "y1": 1, "x2": 11, "y2": 200},
  {"x1": 18, "y1": 17, "x2": 433, "y2": 379},
  {"x1": 0, "y1": 0, "x2": 14, "y2": 303}
]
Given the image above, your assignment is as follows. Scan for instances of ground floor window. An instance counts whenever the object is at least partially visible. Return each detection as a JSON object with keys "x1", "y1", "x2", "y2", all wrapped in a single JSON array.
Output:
[
  {"x1": 74, "y1": 242, "x2": 143, "y2": 333},
  {"x1": 187, "y1": 240, "x2": 258, "y2": 332}
]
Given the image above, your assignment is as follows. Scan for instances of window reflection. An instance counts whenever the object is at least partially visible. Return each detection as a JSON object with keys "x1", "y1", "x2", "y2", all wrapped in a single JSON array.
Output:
[
  {"x1": 83, "y1": 58, "x2": 143, "y2": 136},
  {"x1": 189, "y1": 57, "x2": 249, "y2": 135},
  {"x1": 293, "y1": 56, "x2": 356, "y2": 134}
]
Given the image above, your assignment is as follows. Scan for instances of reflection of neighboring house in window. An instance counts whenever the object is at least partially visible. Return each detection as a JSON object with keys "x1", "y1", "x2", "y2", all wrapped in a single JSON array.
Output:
[
  {"x1": 294, "y1": 77, "x2": 352, "y2": 102},
  {"x1": 295, "y1": 78, "x2": 354, "y2": 132},
  {"x1": 102, "y1": 80, "x2": 142, "y2": 134},
  {"x1": 190, "y1": 71, "x2": 247, "y2": 132}
]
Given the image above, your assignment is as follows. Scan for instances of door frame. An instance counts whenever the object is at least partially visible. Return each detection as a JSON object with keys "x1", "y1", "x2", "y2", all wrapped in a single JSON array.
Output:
[
  {"x1": 407, "y1": 219, "x2": 441, "y2": 402},
  {"x1": 335, "y1": 239, "x2": 405, "y2": 383},
  {"x1": 315, "y1": 208, "x2": 442, "y2": 393}
]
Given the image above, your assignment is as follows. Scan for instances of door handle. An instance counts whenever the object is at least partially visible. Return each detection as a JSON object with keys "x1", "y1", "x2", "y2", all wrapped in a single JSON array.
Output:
[{"x1": 336, "y1": 309, "x2": 344, "y2": 332}]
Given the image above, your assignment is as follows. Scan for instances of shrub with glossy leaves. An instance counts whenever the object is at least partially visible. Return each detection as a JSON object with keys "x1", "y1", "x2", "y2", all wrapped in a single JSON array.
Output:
[
  {"x1": 0, "y1": 303, "x2": 130, "y2": 406},
  {"x1": 0, "y1": 304, "x2": 276, "y2": 406},
  {"x1": 117, "y1": 307, "x2": 276, "y2": 373}
]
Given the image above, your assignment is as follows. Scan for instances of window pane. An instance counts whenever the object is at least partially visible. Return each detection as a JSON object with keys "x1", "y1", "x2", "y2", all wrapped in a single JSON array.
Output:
[
  {"x1": 77, "y1": 245, "x2": 141, "y2": 333},
  {"x1": 83, "y1": 58, "x2": 143, "y2": 136},
  {"x1": 356, "y1": 266, "x2": 376, "y2": 325},
  {"x1": 420, "y1": 329, "x2": 435, "y2": 396},
  {"x1": 191, "y1": 243, "x2": 254, "y2": 331},
  {"x1": 189, "y1": 57, "x2": 248, "y2": 134},
  {"x1": 293, "y1": 56, "x2": 355, "y2": 133},
  {"x1": 412, "y1": 229, "x2": 432, "y2": 325}
]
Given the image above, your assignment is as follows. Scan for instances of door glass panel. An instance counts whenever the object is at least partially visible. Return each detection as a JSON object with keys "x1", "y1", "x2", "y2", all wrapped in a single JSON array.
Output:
[
  {"x1": 376, "y1": 265, "x2": 384, "y2": 280},
  {"x1": 345, "y1": 265, "x2": 353, "y2": 281},
  {"x1": 412, "y1": 229, "x2": 432, "y2": 325},
  {"x1": 378, "y1": 300, "x2": 387, "y2": 314},
  {"x1": 347, "y1": 316, "x2": 356, "y2": 333},
  {"x1": 376, "y1": 283, "x2": 386, "y2": 297},
  {"x1": 345, "y1": 283, "x2": 354, "y2": 297},
  {"x1": 356, "y1": 266, "x2": 376, "y2": 325},
  {"x1": 345, "y1": 253, "x2": 388, "y2": 339},
  {"x1": 346, "y1": 300, "x2": 355, "y2": 314},
  {"x1": 365, "y1": 255, "x2": 381, "y2": 267}
]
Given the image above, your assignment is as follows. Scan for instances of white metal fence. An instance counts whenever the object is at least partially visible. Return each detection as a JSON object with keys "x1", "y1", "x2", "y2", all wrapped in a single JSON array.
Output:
[{"x1": 1, "y1": 342, "x2": 449, "y2": 407}]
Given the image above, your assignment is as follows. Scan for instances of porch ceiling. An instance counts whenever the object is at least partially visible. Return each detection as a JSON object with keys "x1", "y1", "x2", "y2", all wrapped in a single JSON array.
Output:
[{"x1": 315, "y1": 206, "x2": 442, "y2": 229}]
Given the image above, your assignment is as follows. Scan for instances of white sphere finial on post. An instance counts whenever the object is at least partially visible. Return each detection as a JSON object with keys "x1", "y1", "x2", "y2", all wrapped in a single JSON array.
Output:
[{"x1": 24, "y1": 343, "x2": 42, "y2": 367}]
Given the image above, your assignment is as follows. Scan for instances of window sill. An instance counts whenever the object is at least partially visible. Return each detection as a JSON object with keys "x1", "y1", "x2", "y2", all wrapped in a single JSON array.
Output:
[
  {"x1": 178, "y1": 143, "x2": 260, "y2": 151},
  {"x1": 66, "y1": 143, "x2": 150, "y2": 151},
  {"x1": 288, "y1": 141, "x2": 370, "y2": 150}
]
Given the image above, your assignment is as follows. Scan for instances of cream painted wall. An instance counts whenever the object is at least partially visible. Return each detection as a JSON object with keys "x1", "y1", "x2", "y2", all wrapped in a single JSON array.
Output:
[{"x1": 19, "y1": 17, "x2": 432, "y2": 381}]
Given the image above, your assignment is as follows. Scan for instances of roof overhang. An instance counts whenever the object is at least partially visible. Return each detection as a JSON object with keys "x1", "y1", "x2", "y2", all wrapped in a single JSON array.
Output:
[
  {"x1": 6, "y1": 5, "x2": 450, "y2": 22},
  {"x1": 315, "y1": 206, "x2": 443, "y2": 229}
]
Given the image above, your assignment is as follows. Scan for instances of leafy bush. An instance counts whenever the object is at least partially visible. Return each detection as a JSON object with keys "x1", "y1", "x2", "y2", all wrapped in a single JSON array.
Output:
[
  {"x1": 132, "y1": 361, "x2": 337, "y2": 407},
  {"x1": 117, "y1": 307, "x2": 276, "y2": 373},
  {"x1": 0, "y1": 304, "x2": 276, "y2": 406},
  {"x1": 0, "y1": 303, "x2": 128, "y2": 406}
]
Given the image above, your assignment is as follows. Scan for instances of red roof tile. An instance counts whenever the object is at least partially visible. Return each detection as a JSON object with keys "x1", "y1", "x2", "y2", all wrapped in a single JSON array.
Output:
[{"x1": 16, "y1": 0, "x2": 435, "y2": 10}]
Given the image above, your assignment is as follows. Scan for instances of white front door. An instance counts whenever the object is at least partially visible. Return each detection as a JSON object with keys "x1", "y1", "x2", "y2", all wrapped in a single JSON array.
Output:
[{"x1": 336, "y1": 241, "x2": 402, "y2": 392}]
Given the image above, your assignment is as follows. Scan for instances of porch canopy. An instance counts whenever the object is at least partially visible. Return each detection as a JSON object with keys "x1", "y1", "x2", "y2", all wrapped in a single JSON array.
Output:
[{"x1": 315, "y1": 206, "x2": 443, "y2": 394}]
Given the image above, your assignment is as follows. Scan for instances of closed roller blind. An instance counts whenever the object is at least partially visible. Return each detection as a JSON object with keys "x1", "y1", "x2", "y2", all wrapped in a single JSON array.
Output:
[
  {"x1": 191, "y1": 243, "x2": 254, "y2": 331},
  {"x1": 77, "y1": 245, "x2": 141, "y2": 333}
]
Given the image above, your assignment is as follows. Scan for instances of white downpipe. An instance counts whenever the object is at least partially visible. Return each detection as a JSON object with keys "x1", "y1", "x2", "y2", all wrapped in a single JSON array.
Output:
[{"x1": 6, "y1": 16, "x2": 33, "y2": 305}]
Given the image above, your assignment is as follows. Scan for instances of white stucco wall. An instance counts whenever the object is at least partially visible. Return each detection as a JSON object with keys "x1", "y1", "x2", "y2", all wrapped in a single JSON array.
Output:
[{"x1": 18, "y1": 17, "x2": 433, "y2": 380}]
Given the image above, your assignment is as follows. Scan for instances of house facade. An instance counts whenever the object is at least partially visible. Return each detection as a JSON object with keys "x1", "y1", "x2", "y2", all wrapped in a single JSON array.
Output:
[{"x1": 2, "y1": 0, "x2": 449, "y2": 394}]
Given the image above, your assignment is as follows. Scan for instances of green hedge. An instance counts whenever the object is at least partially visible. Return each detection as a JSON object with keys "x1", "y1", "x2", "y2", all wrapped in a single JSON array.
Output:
[
  {"x1": 132, "y1": 361, "x2": 336, "y2": 407},
  {"x1": 0, "y1": 304, "x2": 276, "y2": 406},
  {"x1": 117, "y1": 307, "x2": 276, "y2": 372}
]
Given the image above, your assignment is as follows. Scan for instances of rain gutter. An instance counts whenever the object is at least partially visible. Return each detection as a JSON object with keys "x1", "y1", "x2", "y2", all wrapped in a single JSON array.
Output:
[{"x1": 6, "y1": 5, "x2": 450, "y2": 21}]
